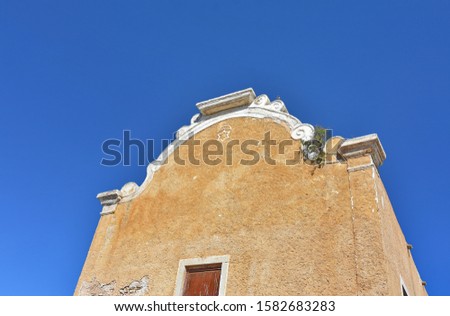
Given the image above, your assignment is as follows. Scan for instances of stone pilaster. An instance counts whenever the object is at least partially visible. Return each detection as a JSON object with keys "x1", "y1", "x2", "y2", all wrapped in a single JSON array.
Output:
[{"x1": 339, "y1": 134, "x2": 388, "y2": 295}]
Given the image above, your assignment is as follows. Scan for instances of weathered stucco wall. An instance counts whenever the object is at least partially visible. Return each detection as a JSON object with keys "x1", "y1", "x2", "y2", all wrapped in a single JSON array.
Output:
[
  {"x1": 374, "y1": 174, "x2": 427, "y2": 296},
  {"x1": 75, "y1": 116, "x2": 425, "y2": 296}
]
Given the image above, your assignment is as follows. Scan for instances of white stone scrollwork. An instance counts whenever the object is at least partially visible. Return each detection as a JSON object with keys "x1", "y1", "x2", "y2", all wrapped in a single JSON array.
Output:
[
  {"x1": 190, "y1": 113, "x2": 201, "y2": 124},
  {"x1": 269, "y1": 99, "x2": 287, "y2": 112},
  {"x1": 291, "y1": 123, "x2": 315, "y2": 142},
  {"x1": 251, "y1": 94, "x2": 271, "y2": 106},
  {"x1": 250, "y1": 95, "x2": 287, "y2": 113}
]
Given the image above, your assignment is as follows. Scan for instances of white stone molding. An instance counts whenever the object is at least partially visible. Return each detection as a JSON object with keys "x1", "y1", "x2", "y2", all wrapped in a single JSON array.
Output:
[
  {"x1": 338, "y1": 133, "x2": 386, "y2": 167},
  {"x1": 252, "y1": 94, "x2": 270, "y2": 106},
  {"x1": 97, "y1": 190, "x2": 121, "y2": 205},
  {"x1": 121, "y1": 182, "x2": 138, "y2": 195},
  {"x1": 120, "y1": 182, "x2": 139, "y2": 203},
  {"x1": 97, "y1": 182, "x2": 140, "y2": 212},
  {"x1": 196, "y1": 88, "x2": 256, "y2": 115},
  {"x1": 269, "y1": 99, "x2": 287, "y2": 112},
  {"x1": 347, "y1": 162, "x2": 376, "y2": 173},
  {"x1": 175, "y1": 125, "x2": 190, "y2": 139},
  {"x1": 190, "y1": 113, "x2": 202, "y2": 124},
  {"x1": 97, "y1": 190, "x2": 122, "y2": 215}
]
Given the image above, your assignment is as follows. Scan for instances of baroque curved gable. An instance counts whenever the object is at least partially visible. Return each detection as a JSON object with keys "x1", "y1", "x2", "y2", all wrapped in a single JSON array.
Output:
[{"x1": 97, "y1": 88, "x2": 385, "y2": 215}]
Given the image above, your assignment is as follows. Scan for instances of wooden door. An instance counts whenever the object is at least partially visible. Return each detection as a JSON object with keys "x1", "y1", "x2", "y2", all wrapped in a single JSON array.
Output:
[{"x1": 182, "y1": 264, "x2": 221, "y2": 296}]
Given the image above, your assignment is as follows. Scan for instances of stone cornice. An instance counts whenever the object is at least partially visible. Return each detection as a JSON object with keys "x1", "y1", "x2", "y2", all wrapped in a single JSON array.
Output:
[
  {"x1": 196, "y1": 88, "x2": 256, "y2": 115},
  {"x1": 338, "y1": 134, "x2": 386, "y2": 167},
  {"x1": 97, "y1": 190, "x2": 122, "y2": 206},
  {"x1": 97, "y1": 190, "x2": 122, "y2": 215},
  {"x1": 97, "y1": 182, "x2": 139, "y2": 215}
]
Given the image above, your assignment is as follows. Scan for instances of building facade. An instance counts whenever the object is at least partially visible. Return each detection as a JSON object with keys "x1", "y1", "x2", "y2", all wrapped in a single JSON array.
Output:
[{"x1": 75, "y1": 88, "x2": 427, "y2": 296}]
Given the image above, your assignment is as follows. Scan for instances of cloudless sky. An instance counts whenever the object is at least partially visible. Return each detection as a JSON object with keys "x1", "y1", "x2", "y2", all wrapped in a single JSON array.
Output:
[{"x1": 0, "y1": 1, "x2": 449, "y2": 295}]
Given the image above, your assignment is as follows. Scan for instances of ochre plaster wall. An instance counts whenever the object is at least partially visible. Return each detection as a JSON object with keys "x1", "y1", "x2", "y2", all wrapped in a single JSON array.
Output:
[
  {"x1": 75, "y1": 117, "x2": 425, "y2": 296},
  {"x1": 375, "y1": 174, "x2": 427, "y2": 295}
]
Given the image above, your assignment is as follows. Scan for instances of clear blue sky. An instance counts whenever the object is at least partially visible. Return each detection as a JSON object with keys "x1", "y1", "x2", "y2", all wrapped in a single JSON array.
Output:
[{"x1": 0, "y1": 1, "x2": 449, "y2": 295}]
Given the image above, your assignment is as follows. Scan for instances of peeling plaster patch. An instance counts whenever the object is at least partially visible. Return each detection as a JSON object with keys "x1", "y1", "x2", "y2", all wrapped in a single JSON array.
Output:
[
  {"x1": 78, "y1": 278, "x2": 116, "y2": 296},
  {"x1": 119, "y1": 276, "x2": 149, "y2": 296}
]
